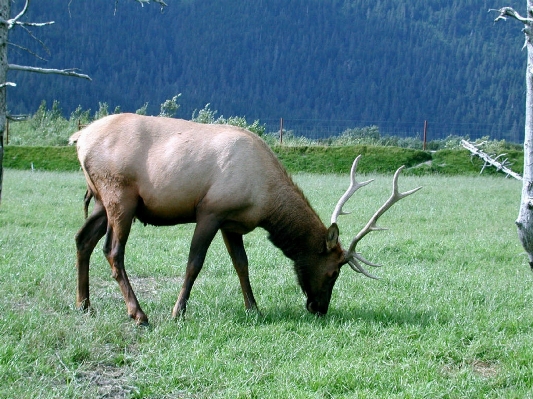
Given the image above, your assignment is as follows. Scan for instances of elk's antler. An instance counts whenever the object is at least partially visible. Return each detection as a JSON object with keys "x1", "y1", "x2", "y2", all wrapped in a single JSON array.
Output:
[
  {"x1": 332, "y1": 156, "x2": 422, "y2": 279},
  {"x1": 331, "y1": 156, "x2": 374, "y2": 225}
]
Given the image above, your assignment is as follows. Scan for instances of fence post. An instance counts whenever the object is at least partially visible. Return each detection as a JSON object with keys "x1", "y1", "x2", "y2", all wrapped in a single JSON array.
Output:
[
  {"x1": 423, "y1": 120, "x2": 428, "y2": 150},
  {"x1": 279, "y1": 117, "x2": 283, "y2": 144}
]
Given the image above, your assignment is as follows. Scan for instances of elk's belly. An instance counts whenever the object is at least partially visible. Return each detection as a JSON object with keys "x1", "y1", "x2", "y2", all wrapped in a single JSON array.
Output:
[
  {"x1": 135, "y1": 205, "x2": 196, "y2": 226},
  {"x1": 134, "y1": 191, "x2": 198, "y2": 226}
]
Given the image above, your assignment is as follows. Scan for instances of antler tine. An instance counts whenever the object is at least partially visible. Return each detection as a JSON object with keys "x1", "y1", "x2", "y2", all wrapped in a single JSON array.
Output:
[
  {"x1": 347, "y1": 259, "x2": 380, "y2": 280},
  {"x1": 330, "y1": 155, "x2": 374, "y2": 225},
  {"x1": 347, "y1": 165, "x2": 422, "y2": 256}
]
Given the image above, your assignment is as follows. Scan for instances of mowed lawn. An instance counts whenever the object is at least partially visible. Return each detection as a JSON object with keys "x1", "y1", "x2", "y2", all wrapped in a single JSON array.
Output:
[{"x1": 0, "y1": 169, "x2": 532, "y2": 398}]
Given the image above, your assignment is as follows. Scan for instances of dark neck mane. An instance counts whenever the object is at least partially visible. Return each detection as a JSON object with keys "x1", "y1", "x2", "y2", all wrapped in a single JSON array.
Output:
[{"x1": 261, "y1": 180, "x2": 327, "y2": 262}]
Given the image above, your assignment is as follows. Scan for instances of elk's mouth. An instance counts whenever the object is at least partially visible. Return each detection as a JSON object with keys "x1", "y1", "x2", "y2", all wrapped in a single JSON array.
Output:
[{"x1": 306, "y1": 299, "x2": 327, "y2": 316}]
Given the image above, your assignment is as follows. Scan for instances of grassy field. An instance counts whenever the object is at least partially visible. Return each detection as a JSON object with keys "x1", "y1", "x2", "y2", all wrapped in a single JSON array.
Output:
[{"x1": 0, "y1": 169, "x2": 531, "y2": 398}]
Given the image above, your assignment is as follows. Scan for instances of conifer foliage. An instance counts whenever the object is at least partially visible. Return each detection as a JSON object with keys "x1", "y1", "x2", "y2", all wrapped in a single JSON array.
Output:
[{"x1": 6, "y1": 0, "x2": 527, "y2": 141}]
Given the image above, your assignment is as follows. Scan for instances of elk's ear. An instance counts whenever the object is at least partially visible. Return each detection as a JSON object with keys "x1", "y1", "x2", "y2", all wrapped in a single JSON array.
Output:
[{"x1": 326, "y1": 223, "x2": 340, "y2": 251}]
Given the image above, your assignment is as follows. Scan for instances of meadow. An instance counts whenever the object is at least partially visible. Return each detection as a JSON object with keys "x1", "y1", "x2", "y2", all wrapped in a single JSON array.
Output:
[{"x1": 0, "y1": 168, "x2": 532, "y2": 398}]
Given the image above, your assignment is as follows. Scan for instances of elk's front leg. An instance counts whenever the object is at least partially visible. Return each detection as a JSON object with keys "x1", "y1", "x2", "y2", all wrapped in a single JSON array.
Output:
[
  {"x1": 173, "y1": 214, "x2": 220, "y2": 317},
  {"x1": 74, "y1": 202, "x2": 107, "y2": 311},
  {"x1": 222, "y1": 230, "x2": 258, "y2": 311}
]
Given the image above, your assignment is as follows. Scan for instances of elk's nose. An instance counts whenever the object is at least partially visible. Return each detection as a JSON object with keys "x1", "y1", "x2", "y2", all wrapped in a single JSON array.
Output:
[{"x1": 306, "y1": 300, "x2": 326, "y2": 316}]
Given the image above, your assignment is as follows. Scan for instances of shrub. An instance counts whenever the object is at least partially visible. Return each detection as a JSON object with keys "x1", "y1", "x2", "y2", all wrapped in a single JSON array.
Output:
[
  {"x1": 192, "y1": 103, "x2": 266, "y2": 136},
  {"x1": 159, "y1": 94, "x2": 181, "y2": 118}
]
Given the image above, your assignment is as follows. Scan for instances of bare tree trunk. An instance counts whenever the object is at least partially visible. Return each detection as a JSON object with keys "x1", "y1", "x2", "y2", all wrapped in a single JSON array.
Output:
[
  {"x1": 0, "y1": 0, "x2": 164, "y2": 205},
  {"x1": 517, "y1": 3, "x2": 533, "y2": 267},
  {"x1": 495, "y1": 1, "x2": 533, "y2": 267},
  {"x1": 0, "y1": 0, "x2": 9, "y2": 205}
]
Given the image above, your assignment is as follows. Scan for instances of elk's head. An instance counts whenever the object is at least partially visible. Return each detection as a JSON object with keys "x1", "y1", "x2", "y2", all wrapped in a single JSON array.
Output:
[
  {"x1": 296, "y1": 223, "x2": 344, "y2": 315},
  {"x1": 302, "y1": 155, "x2": 421, "y2": 315}
]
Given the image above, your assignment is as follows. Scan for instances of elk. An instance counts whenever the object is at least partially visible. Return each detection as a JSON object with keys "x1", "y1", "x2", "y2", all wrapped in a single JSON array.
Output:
[{"x1": 71, "y1": 113, "x2": 420, "y2": 324}]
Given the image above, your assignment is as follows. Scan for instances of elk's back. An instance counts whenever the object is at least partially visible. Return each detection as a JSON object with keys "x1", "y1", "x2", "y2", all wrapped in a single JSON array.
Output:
[{"x1": 75, "y1": 113, "x2": 286, "y2": 232}]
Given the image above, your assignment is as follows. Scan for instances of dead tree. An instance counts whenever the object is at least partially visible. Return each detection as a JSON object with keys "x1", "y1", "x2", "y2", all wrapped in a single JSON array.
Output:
[
  {"x1": 494, "y1": 2, "x2": 533, "y2": 267},
  {"x1": 461, "y1": 139, "x2": 522, "y2": 180},
  {"x1": 0, "y1": 0, "x2": 167, "y2": 204}
]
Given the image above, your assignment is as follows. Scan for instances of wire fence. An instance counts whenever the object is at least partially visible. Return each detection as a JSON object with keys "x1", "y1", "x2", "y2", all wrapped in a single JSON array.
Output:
[{"x1": 261, "y1": 118, "x2": 523, "y2": 144}]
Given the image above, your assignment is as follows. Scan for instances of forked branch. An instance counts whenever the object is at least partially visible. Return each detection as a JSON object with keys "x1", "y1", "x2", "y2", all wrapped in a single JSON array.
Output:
[
  {"x1": 491, "y1": 7, "x2": 533, "y2": 24},
  {"x1": 0, "y1": 0, "x2": 54, "y2": 30},
  {"x1": 332, "y1": 156, "x2": 422, "y2": 279}
]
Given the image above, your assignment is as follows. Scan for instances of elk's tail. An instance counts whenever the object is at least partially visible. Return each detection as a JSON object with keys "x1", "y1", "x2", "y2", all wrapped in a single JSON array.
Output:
[
  {"x1": 83, "y1": 188, "x2": 94, "y2": 219},
  {"x1": 69, "y1": 131, "x2": 82, "y2": 145}
]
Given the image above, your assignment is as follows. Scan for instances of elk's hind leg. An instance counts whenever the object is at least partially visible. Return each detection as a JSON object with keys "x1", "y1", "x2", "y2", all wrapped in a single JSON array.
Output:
[
  {"x1": 75, "y1": 200, "x2": 107, "y2": 311},
  {"x1": 221, "y1": 230, "x2": 258, "y2": 311},
  {"x1": 103, "y1": 198, "x2": 148, "y2": 325}
]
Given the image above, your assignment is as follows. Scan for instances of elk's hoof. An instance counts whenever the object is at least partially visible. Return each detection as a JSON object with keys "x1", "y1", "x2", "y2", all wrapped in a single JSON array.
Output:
[
  {"x1": 130, "y1": 310, "x2": 149, "y2": 326},
  {"x1": 136, "y1": 318, "x2": 150, "y2": 327},
  {"x1": 76, "y1": 298, "x2": 91, "y2": 311},
  {"x1": 76, "y1": 299, "x2": 97, "y2": 317},
  {"x1": 245, "y1": 305, "x2": 262, "y2": 316},
  {"x1": 76, "y1": 304, "x2": 96, "y2": 318},
  {"x1": 172, "y1": 303, "x2": 186, "y2": 319}
]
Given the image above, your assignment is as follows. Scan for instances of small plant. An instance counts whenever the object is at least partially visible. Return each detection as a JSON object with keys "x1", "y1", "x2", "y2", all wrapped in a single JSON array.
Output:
[
  {"x1": 94, "y1": 102, "x2": 109, "y2": 120},
  {"x1": 472, "y1": 136, "x2": 522, "y2": 153},
  {"x1": 191, "y1": 103, "x2": 266, "y2": 136},
  {"x1": 70, "y1": 105, "x2": 92, "y2": 126},
  {"x1": 159, "y1": 94, "x2": 181, "y2": 118},
  {"x1": 341, "y1": 125, "x2": 380, "y2": 141},
  {"x1": 135, "y1": 102, "x2": 149, "y2": 115},
  {"x1": 191, "y1": 103, "x2": 218, "y2": 124}
]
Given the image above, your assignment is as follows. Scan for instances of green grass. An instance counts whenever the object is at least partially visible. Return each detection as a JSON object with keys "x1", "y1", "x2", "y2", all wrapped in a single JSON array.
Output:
[
  {"x1": 4, "y1": 144, "x2": 524, "y2": 177},
  {"x1": 3, "y1": 146, "x2": 81, "y2": 171},
  {"x1": 0, "y1": 169, "x2": 531, "y2": 398},
  {"x1": 272, "y1": 145, "x2": 431, "y2": 174}
]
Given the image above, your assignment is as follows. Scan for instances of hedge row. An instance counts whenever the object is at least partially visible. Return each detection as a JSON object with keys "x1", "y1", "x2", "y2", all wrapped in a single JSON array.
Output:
[{"x1": 2, "y1": 145, "x2": 524, "y2": 176}]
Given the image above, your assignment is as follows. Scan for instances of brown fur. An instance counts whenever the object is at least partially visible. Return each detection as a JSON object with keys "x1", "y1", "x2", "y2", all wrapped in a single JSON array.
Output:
[{"x1": 72, "y1": 114, "x2": 346, "y2": 324}]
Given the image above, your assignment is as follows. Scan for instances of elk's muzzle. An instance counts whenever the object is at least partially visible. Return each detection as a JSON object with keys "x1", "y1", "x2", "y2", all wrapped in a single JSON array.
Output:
[{"x1": 306, "y1": 298, "x2": 329, "y2": 315}]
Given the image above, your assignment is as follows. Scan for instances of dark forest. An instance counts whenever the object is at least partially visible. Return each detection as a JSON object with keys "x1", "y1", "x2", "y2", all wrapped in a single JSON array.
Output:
[{"x1": 5, "y1": 0, "x2": 528, "y2": 140}]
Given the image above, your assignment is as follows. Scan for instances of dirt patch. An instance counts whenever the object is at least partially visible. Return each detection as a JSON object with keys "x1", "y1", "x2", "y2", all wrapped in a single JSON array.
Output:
[
  {"x1": 76, "y1": 364, "x2": 136, "y2": 398},
  {"x1": 471, "y1": 360, "x2": 499, "y2": 379},
  {"x1": 442, "y1": 359, "x2": 499, "y2": 379},
  {"x1": 93, "y1": 276, "x2": 182, "y2": 300}
]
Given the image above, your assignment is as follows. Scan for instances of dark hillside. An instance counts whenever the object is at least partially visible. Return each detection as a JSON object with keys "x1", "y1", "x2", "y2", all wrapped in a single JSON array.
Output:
[{"x1": 5, "y1": 0, "x2": 527, "y2": 141}]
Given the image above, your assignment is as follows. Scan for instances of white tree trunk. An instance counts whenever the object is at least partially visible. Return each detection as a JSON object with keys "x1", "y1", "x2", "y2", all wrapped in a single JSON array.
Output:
[
  {"x1": 494, "y1": 2, "x2": 533, "y2": 267},
  {"x1": 0, "y1": 0, "x2": 9, "y2": 205},
  {"x1": 516, "y1": 2, "x2": 533, "y2": 267},
  {"x1": 0, "y1": 0, "x2": 163, "y2": 204}
]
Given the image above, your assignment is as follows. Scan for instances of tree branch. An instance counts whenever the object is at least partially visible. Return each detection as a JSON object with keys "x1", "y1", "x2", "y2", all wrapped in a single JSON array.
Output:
[
  {"x1": 0, "y1": 0, "x2": 54, "y2": 29},
  {"x1": 13, "y1": 21, "x2": 55, "y2": 28},
  {"x1": 114, "y1": 0, "x2": 168, "y2": 11},
  {"x1": 491, "y1": 7, "x2": 533, "y2": 24},
  {"x1": 9, "y1": 42, "x2": 49, "y2": 62},
  {"x1": 135, "y1": 0, "x2": 168, "y2": 7},
  {"x1": 8, "y1": 64, "x2": 91, "y2": 81},
  {"x1": 5, "y1": 0, "x2": 30, "y2": 28}
]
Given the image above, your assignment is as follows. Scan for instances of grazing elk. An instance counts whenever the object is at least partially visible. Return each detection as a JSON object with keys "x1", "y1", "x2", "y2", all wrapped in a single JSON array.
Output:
[{"x1": 71, "y1": 113, "x2": 420, "y2": 324}]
